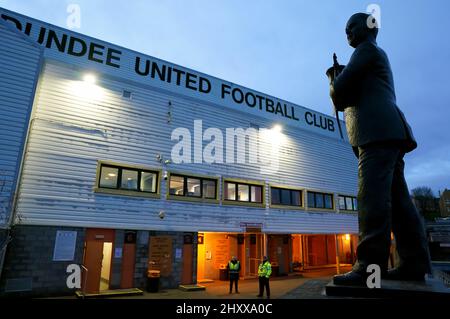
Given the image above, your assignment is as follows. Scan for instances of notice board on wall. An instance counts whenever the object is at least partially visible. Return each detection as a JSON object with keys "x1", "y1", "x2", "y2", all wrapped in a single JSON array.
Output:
[
  {"x1": 214, "y1": 237, "x2": 230, "y2": 269},
  {"x1": 148, "y1": 236, "x2": 173, "y2": 276}
]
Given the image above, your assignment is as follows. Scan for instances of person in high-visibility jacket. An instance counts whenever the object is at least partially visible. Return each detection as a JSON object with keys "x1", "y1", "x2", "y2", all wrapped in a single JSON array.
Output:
[
  {"x1": 227, "y1": 256, "x2": 240, "y2": 293},
  {"x1": 257, "y1": 256, "x2": 272, "y2": 298}
]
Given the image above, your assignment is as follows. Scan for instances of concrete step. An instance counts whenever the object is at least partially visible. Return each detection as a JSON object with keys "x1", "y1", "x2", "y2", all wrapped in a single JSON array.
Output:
[
  {"x1": 178, "y1": 284, "x2": 206, "y2": 292},
  {"x1": 75, "y1": 288, "x2": 143, "y2": 298}
]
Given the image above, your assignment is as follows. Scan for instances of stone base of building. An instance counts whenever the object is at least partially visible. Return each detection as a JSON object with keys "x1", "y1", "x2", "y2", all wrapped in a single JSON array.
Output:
[{"x1": 0, "y1": 225, "x2": 197, "y2": 297}]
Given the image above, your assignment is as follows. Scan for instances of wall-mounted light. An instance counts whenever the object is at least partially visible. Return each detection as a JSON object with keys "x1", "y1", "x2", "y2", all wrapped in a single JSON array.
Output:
[
  {"x1": 272, "y1": 124, "x2": 282, "y2": 133},
  {"x1": 70, "y1": 72, "x2": 104, "y2": 100},
  {"x1": 83, "y1": 73, "x2": 97, "y2": 84}
]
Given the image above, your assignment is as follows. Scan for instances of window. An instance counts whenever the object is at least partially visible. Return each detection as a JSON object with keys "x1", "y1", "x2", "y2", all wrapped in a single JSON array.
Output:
[
  {"x1": 187, "y1": 177, "x2": 201, "y2": 197},
  {"x1": 121, "y1": 169, "x2": 138, "y2": 190},
  {"x1": 169, "y1": 175, "x2": 185, "y2": 196},
  {"x1": 99, "y1": 166, "x2": 118, "y2": 188},
  {"x1": 238, "y1": 184, "x2": 249, "y2": 201},
  {"x1": 141, "y1": 172, "x2": 157, "y2": 192},
  {"x1": 307, "y1": 191, "x2": 334, "y2": 209},
  {"x1": 271, "y1": 188, "x2": 281, "y2": 205},
  {"x1": 98, "y1": 164, "x2": 158, "y2": 194},
  {"x1": 169, "y1": 174, "x2": 217, "y2": 200},
  {"x1": 270, "y1": 187, "x2": 303, "y2": 207},
  {"x1": 225, "y1": 182, "x2": 236, "y2": 200},
  {"x1": 203, "y1": 179, "x2": 217, "y2": 199},
  {"x1": 338, "y1": 195, "x2": 358, "y2": 211},
  {"x1": 224, "y1": 181, "x2": 263, "y2": 203}
]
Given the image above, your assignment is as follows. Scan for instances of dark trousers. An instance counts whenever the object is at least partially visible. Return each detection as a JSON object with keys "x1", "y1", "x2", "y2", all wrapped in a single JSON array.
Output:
[
  {"x1": 258, "y1": 277, "x2": 270, "y2": 297},
  {"x1": 353, "y1": 144, "x2": 431, "y2": 274},
  {"x1": 229, "y1": 274, "x2": 239, "y2": 292}
]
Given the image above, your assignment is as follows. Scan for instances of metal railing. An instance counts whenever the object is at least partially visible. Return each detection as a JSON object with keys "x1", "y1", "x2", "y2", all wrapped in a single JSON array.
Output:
[{"x1": 433, "y1": 269, "x2": 450, "y2": 287}]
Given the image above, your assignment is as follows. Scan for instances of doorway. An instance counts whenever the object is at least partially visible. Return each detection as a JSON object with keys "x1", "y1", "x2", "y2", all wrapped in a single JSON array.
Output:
[{"x1": 82, "y1": 229, "x2": 115, "y2": 293}]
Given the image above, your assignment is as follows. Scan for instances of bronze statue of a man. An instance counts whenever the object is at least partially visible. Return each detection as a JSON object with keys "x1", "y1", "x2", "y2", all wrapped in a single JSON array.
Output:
[{"x1": 327, "y1": 13, "x2": 431, "y2": 285}]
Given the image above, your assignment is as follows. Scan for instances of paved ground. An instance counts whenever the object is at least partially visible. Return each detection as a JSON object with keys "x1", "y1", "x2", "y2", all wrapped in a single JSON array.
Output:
[{"x1": 117, "y1": 267, "x2": 350, "y2": 299}]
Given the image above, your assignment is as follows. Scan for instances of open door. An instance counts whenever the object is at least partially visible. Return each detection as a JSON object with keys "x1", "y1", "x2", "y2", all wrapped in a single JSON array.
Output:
[{"x1": 82, "y1": 229, "x2": 114, "y2": 293}]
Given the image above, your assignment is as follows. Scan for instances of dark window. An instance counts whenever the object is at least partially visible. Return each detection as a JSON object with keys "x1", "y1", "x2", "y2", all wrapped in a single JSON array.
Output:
[
  {"x1": 308, "y1": 191, "x2": 334, "y2": 209},
  {"x1": 324, "y1": 194, "x2": 333, "y2": 209},
  {"x1": 169, "y1": 174, "x2": 217, "y2": 199},
  {"x1": 271, "y1": 187, "x2": 303, "y2": 207},
  {"x1": 251, "y1": 185, "x2": 262, "y2": 203},
  {"x1": 271, "y1": 188, "x2": 280, "y2": 205},
  {"x1": 224, "y1": 181, "x2": 263, "y2": 203},
  {"x1": 203, "y1": 179, "x2": 216, "y2": 199},
  {"x1": 98, "y1": 164, "x2": 158, "y2": 193}
]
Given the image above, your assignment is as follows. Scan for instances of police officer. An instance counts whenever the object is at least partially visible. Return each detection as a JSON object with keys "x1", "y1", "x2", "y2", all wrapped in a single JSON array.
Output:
[
  {"x1": 257, "y1": 256, "x2": 272, "y2": 299},
  {"x1": 228, "y1": 256, "x2": 240, "y2": 293}
]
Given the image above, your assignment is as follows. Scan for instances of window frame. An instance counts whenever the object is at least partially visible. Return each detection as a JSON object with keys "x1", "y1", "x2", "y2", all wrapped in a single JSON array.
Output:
[
  {"x1": 223, "y1": 178, "x2": 265, "y2": 207},
  {"x1": 167, "y1": 172, "x2": 219, "y2": 203},
  {"x1": 269, "y1": 185, "x2": 304, "y2": 209},
  {"x1": 338, "y1": 195, "x2": 358, "y2": 212},
  {"x1": 307, "y1": 191, "x2": 335, "y2": 211},
  {"x1": 94, "y1": 161, "x2": 161, "y2": 198}
]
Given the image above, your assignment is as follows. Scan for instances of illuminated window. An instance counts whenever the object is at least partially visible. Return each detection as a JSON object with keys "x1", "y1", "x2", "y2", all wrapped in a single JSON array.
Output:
[
  {"x1": 99, "y1": 166, "x2": 118, "y2": 188},
  {"x1": 121, "y1": 169, "x2": 138, "y2": 190},
  {"x1": 98, "y1": 164, "x2": 158, "y2": 194},
  {"x1": 169, "y1": 175, "x2": 185, "y2": 196},
  {"x1": 238, "y1": 184, "x2": 249, "y2": 201},
  {"x1": 270, "y1": 187, "x2": 303, "y2": 207},
  {"x1": 224, "y1": 181, "x2": 263, "y2": 203},
  {"x1": 308, "y1": 191, "x2": 334, "y2": 209},
  {"x1": 225, "y1": 182, "x2": 236, "y2": 200},
  {"x1": 187, "y1": 178, "x2": 201, "y2": 197},
  {"x1": 141, "y1": 172, "x2": 157, "y2": 193}
]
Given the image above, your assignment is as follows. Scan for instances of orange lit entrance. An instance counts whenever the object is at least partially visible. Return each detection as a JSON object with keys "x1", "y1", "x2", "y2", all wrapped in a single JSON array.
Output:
[
  {"x1": 196, "y1": 232, "x2": 357, "y2": 282},
  {"x1": 197, "y1": 232, "x2": 264, "y2": 282}
]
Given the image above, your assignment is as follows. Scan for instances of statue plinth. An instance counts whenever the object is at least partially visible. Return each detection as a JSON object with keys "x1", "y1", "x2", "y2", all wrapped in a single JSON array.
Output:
[{"x1": 325, "y1": 277, "x2": 449, "y2": 299}]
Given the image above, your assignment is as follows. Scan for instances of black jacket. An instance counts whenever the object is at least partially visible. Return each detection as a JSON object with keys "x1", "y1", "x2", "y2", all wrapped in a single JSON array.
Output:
[{"x1": 331, "y1": 40, "x2": 417, "y2": 152}]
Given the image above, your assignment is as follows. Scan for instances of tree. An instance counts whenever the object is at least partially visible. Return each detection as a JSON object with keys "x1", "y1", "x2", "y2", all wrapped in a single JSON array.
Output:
[{"x1": 411, "y1": 186, "x2": 440, "y2": 220}]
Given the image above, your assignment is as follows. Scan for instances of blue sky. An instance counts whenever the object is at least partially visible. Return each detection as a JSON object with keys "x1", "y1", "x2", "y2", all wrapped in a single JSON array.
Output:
[{"x1": 1, "y1": 0, "x2": 449, "y2": 195}]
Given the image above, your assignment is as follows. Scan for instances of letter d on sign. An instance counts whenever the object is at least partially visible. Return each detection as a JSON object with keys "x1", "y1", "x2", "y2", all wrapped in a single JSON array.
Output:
[
  {"x1": 66, "y1": 264, "x2": 81, "y2": 289},
  {"x1": 366, "y1": 264, "x2": 381, "y2": 289}
]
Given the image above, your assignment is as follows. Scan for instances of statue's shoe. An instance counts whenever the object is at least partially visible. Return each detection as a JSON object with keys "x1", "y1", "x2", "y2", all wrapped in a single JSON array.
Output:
[
  {"x1": 385, "y1": 267, "x2": 425, "y2": 281},
  {"x1": 333, "y1": 270, "x2": 366, "y2": 286}
]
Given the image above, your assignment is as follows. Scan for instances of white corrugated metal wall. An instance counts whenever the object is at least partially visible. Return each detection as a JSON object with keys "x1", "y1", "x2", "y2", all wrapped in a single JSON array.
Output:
[
  {"x1": 0, "y1": 20, "x2": 42, "y2": 227},
  {"x1": 15, "y1": 60, "x2": 358, "y2": 233}
]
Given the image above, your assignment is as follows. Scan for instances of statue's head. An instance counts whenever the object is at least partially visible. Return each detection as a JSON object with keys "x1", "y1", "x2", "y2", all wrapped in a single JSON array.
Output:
[{"x1": 346, "y1": 13, "x2": 378, "y2": 48}]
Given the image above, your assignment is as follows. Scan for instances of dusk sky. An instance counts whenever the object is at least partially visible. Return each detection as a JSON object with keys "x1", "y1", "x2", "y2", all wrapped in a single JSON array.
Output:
[{"x1": 1, "y1": 0, "x2": 449, "y2": 194}]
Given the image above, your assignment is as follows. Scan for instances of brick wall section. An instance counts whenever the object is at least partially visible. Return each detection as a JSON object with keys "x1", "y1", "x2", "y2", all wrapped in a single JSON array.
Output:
[{"x1": 0, "y1": 225, "x2": 85, "y2": 297}]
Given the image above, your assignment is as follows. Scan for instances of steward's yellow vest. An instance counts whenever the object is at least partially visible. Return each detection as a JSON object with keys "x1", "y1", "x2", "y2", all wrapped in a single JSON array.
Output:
[
  {"x1": 229, "y1": 261, "x2": 240, "y2": 273},
  {"x1": 258, "y1": 261, "x2": 272, "y2": 278}
]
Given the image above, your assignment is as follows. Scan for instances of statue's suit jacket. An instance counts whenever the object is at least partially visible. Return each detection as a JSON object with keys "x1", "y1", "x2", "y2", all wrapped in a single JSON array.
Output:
[{"x1": 331, "y1": 40, "x2": 417, "y2": 152}]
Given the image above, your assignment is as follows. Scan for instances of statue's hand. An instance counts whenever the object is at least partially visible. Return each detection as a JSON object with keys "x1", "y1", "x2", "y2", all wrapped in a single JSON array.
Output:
[{"x1": 326, "y1": 65, "x2": 345, "y2": 83}]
